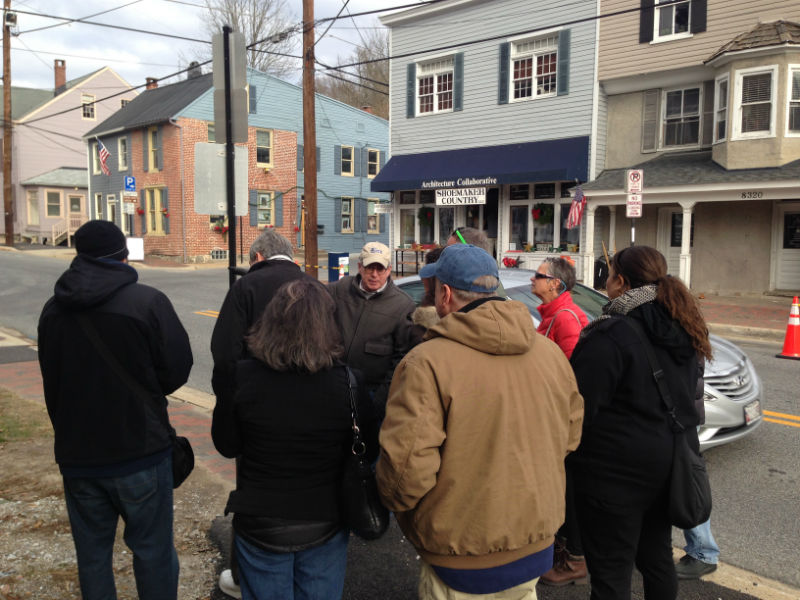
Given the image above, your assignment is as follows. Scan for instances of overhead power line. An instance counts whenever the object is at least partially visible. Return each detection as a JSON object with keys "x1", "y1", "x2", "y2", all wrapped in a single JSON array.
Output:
[{"x1": 19, "y1": 0, "x2": 145, "y2": 35}]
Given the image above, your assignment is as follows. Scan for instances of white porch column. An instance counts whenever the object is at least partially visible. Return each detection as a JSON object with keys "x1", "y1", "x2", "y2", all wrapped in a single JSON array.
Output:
[
  {"x1": 582, "y1": 204, "x2": 596, "y2": 284},
  {"x1": 678, "y1": 201, "x2": 695, "y2": 286},
  {"x1": 608, "y1": 206, "x2": 617, "y2": 254}
]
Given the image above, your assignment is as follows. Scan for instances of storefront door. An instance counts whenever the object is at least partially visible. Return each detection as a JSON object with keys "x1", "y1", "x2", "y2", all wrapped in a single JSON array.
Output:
[{"x1": 775, "y1": 203, "x2": 800, "y2": 290}]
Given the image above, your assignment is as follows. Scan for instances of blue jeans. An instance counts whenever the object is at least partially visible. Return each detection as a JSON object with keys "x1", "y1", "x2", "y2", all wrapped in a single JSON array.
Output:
[
  {"x1": 683, "y1": 519, "x2": 720, "y2": 565},
  {"x1": 234, "y1": 529, "x2": 349, "y2": 600},
  {"x1": 63, "y1": 455, "x2": 178, "y2": 600}
]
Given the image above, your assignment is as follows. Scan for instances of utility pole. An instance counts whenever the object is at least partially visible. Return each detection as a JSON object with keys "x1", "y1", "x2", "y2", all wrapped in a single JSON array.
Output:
[
  {"x1": 3, "y1": 0, "x2": 13, "y2": 246},
  {"x1": 302, "y1": 0, "x2": 317, "y2": 277}
]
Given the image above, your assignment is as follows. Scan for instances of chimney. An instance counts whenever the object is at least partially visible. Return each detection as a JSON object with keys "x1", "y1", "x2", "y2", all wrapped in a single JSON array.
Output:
[
  {"x1": 187, "y1": 61, "x2": 202, "y2": 79},
  {"x1": 54, "y1": 59, "x2": 66, "y2": 95},
  {"x1": 146, "y1": 77, "x2": 159, "y2": 90},
  {"x1": 361, "y1": 105, "x2": 373, "y2": 114}
]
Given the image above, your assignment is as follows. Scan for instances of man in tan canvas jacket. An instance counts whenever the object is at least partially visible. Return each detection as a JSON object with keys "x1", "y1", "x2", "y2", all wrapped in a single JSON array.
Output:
[{"x1": 377, "y1": 244, "x2": 584, "y2": 599}]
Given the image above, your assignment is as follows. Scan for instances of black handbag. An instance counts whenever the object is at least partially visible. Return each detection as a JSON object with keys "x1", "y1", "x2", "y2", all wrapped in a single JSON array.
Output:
[
  {"x1": 77, "y1": 314, "x2": 194, "y2": 489},
  {"x1": 340, "y1": 367, "x2": 389, "y2": 540},
  {"x1": 624, "y1": 318, "x2": 712, "y2": 529}
]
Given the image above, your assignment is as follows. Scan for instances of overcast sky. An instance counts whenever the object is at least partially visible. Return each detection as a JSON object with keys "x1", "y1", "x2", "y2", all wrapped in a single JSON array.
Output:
[{"x1": 8, "y1": 0, "x2": 419, "y2": 90}]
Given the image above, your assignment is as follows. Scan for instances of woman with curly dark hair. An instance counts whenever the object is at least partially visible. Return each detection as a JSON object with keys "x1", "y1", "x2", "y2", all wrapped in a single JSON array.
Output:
[
  {"x1": 212, "y1": 278, "x2": 376, "y2": 600},
  {"x1": 568, "y1": 245, "x2": 711, "y2": 600}
]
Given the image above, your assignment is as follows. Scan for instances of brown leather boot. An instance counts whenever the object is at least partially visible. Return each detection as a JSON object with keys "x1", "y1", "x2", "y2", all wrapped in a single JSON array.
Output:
[{"x1": 539, "y1": 555, "x2": 588, "y2": 586}]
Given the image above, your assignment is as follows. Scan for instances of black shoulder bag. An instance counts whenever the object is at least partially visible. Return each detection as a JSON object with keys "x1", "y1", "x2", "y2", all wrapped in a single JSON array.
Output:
[
  {"x1": 624, "y1": 317, "x2": 712, "y2": 529},
  {"x1": 76, "y1": 314, "x2": 194, "y2": 488},
  {"x1": 340, "y1": 367, "x2": 389, "y2": 540}
]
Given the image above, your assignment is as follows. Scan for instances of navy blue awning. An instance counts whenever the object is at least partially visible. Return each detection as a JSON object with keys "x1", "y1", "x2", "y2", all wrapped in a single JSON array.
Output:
[{"x1": 370, "y1": 136, "x2": 589, "y2": 192}]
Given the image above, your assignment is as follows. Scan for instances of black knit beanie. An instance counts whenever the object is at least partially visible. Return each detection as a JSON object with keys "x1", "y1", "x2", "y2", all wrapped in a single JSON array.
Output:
[{"x1": 74, "y1": 220, "x2": 129, "y2": 261}]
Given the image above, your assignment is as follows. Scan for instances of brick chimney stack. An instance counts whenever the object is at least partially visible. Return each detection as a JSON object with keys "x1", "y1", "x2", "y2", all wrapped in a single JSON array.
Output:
[
  {"x1": 54, "y1": 59, "x2": 66, "y2": 94},
  {"x1": 146, "y1": 77, "x2": 158, "y2": 90}
]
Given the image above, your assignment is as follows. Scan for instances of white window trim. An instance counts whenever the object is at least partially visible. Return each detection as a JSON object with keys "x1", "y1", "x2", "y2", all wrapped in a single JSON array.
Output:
[
  {"x1": 651, "y1": 0, "x2": 693, "y2": 44},
  {"x1": 509, "y1": 34, "x2": 559, "y2": 103},
  {"x1": 117, "y1": 137, "x2": 128, "y2": 171},
  {"x1": 45, "y1": 189, "x2": 62, "y2": 218},
  {"x1": 256, "y1": 128, "x2": 273, "y2": 167},
  {"x1": 367, "y1": 198, "x2": 380, "y2": 234},
  {"x1": 732, "y1": 64, "x2": 778, "y2": 140},
  {"x1": 145, "y1": 188, "x2": 164, "y2": 235},
  {"x1": 713, "y1": 74, "x2": 729, "y2": 144},
  {"x1": 91, "y1": 142, "x2": 100, "y2": 175},
  {"x1": 786, "y1": 64, "x2": 800, "y2": 138},
  {"x1": 81, "y1": 93, "x2": 96, "y2": 120},
  {"x1": 341, "y1": 196, "x2": 354, "y2": 233},
  {"x1": 148, "y1": 126, "x2": 159, "y2": 171},
  {"x1": 340, "y1": 145, "x2": 354, "y2": 177},
  {"x1": 416, "y1": 56, "x2": 455, "y2": 116},
  {"x1": 256, "y1": 191, "x2": 274, "y2": 228},
  {"x1": 659, "y1": 84, "x2": 703, "y2": 150},
  {"x1": 367, "y1": 149, "x2": 380, "y2": 179},
  {"x1": 94, "y1": 193, "x2": 102, "y2": 219}
]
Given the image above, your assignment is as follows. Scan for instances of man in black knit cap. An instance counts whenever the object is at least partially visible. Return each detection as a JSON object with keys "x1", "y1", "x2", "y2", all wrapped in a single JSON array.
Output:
[{"x1": 38, "y1": 220, "x2": 193, "y2": 600}]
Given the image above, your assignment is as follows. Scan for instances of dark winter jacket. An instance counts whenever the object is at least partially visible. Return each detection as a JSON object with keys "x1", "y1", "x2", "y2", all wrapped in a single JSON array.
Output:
[
  {"x1": 327, "y1": 275, "x2": 416, "y2": 416},
  {"x1": 212, "y1": 360, "x2": 377, "y2": 526},
  {"x1": 38, "y1": 255, "x2": 192, "y2": 474},
  {"x1": 568, "y1": 302, "x2": 700, "y2": 504},
  {"x1": 210, "y1": 258, "x2": 310, "y2": 407}
]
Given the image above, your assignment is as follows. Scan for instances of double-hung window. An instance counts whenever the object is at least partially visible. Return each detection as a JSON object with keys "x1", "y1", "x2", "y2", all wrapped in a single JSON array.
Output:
[
  {"x1": 146, "y1": 188, "x2": 164, "y2": 234},
  {"x1": 256, "y1": 129, "x2": 272, "y2": 166},
  {"x1": 148, "y1": 127, "x2": 160, "y2": 171},
  {"x1": 417, "y1": 57, "x2": 454, "y2": 115},
  {"x1": 118, "y1": 137, "x2": 128, "y2": 170},
  {"x1": 91, "y1": 142, "x2": 101, "y2": 174},
  {"x1": 511, "y1": 34, "x2": 558, "y2": 100},
  {"x1": 367, "y1": 149, "x2": 380, "y2": 178},
  {"x1": 714, "y1": 76, "x2": 728, "y2": 142},
  {"x1": 733, "y1": 66, "x2": 777, "y2": 139},
  {"x1": 82, "y1": 94, "x2": 95, "y2": 119},
  {"x1": 662, "y1": 87, "x2": 700, "y2": 147},
  {"x1": 367, "y1": 199, "x2": 379, "y2": 234},
  {"x1": 46, "y1": 190, "x2": 61, "y2": 217},
  {"x1": 341, "y1": 197, "x2": 354, "y2": 233},
  {"x1": 655, "y1": 0, "x2": 690, "y2": 41},
  {"x1": 257, "y1": 191, "x2": 274, "y2": 227},
  {"x1": 788, "y1": 66, "x2": 800, "y2": 134},
  {"x1": 340, "y1": 146, "x2": 354, "y2": 176}
]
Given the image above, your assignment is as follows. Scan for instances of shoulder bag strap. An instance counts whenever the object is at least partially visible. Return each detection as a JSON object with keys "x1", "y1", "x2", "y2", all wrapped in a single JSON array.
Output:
[
  {"x1": 544, "y1": 308, "x2": 582, "y2": 337},
  {"x1": 345, "y1": 366, "x2": 366, "y2": 456},
  {"x1": 622, "y1": 317, "x2": 684, "y2": 433}
]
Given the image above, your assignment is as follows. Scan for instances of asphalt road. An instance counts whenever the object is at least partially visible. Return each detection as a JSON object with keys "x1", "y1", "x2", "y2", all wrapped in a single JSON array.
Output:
[{"x1": 2, "y1": 250, "x2": 798, "y2": 595}]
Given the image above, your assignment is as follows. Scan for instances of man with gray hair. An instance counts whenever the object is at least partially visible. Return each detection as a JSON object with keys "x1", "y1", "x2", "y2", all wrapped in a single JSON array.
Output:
[{"x1": 377, "y1": 244, "x2": 583, "y2": 599}]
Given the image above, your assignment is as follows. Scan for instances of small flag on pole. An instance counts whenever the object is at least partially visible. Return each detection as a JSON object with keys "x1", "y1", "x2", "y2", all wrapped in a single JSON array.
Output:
[
  {"x1": 97, "y1": 139, "x2": 111, "y2": 176},
  {"x1": 566, "y1": 185, "x2": 586, "y2": 229}
]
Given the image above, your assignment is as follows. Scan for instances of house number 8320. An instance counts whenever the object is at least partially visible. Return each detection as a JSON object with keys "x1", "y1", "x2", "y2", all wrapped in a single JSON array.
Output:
[{"x1": 741, "y1": 191, "x2": 763, "y2": 199}]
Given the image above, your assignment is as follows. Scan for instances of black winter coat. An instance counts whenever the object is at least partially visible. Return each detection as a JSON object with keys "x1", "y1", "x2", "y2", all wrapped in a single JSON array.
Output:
[
  {"x1": 210, "y1": 258, "x2": 311, "y2": 407},
  {"x1": 568, "y1": 302, "x2": 700, "y2": 504},
  {"x1": 38, "y1": 255, "x2": 192, "y2": 472}
]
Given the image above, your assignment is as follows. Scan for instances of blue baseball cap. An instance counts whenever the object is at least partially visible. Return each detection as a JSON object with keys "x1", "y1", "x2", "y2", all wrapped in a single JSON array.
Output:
[{"x1": 419, "y1": 244, "x2": 499, "y2": 293}]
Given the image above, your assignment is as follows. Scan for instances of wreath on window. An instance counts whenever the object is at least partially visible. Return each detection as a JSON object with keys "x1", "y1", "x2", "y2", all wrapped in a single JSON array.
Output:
[
  {"x1": 417, "y1": 205, "x2": 434, "y2": 227},
  {"x1": 532, "y1": 203, "x2": 554, "y2": 223}
]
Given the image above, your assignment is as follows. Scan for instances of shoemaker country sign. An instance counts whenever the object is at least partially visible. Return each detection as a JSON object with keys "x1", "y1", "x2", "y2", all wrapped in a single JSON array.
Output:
[{"x1": 435, "y1": 187, "x2": 487, "y2": 206}]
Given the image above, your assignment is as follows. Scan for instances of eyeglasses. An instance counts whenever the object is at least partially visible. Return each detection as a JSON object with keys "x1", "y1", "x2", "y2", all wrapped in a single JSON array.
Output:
[{"x1": 533, "y1": 272, "x2": 555, "y2": 280}]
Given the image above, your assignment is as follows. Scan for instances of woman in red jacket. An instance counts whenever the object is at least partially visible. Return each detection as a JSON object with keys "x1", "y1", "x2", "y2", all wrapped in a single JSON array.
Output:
[{"x1": 532, "y1": 257, "x2": 589, "y2": 359}]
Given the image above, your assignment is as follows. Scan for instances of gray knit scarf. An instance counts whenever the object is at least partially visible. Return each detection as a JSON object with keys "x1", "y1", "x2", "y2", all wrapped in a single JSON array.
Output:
[{"x1": 580, "y1": 284, "x2": 658, "y2": 338}]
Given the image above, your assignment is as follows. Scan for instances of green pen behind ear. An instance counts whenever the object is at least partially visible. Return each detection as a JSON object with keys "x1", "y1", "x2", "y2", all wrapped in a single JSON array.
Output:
[{"x1": 456, "y1": 230, "x2": 467, "y2": 244}]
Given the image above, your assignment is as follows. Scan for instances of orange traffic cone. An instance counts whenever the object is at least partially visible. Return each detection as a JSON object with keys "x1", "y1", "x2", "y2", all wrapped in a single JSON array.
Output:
[{"x1": 776, "y1": 296, "x2": 800, "y2": 360}]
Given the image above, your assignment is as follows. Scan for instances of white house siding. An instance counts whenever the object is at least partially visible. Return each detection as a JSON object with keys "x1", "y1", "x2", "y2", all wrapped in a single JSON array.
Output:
[
  {"x1": 12, "y1": 68, "x2": 134, "y2": 239},
  {"x1": 387, "y1": 0, "x2": 597, "y2": 155}
]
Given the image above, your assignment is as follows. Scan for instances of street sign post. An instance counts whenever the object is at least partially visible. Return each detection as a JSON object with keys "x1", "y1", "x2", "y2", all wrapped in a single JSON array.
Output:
[
  {"x1": 124, "y1": 176, "x2": 136, "y2": 192},
  {"x1": 626, "y1": 169, "x2": 643, "y2": 193},
  {"x1": 626, "y1": 194, "x2": 642, "y2": 218},
  {"x1": 625, "y1": 170, "x2": 644, "y2": 245}
]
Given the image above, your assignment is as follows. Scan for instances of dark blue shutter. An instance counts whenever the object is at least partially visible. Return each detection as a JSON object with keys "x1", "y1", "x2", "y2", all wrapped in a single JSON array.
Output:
[
  {"x1": 316, "y1": 146, "x2": 321, "y2": 172},
  {"x1": 297, "y1": 144, "x2": 304, "y2": 171},
  {"x1": 379, "y1": 213, "x2": 386, "y2": 233},
  {"x1": 275, "y1": 193, "x2": 283, "y2": 227},
  {"x1": 690, "y1": 0, "x2": 707, "y2": 34},
  {"x1": 142, "y1": 130, "x2": 148, "y2": 172},
  {"x1": 357, "y1": 199, "x2": 366, "y2": 232},
  {"x1": 162, "y1": 188, "x2": 170, "y2": 234},
  {"x1": 354, "y1": 147, "x2": 362, "y2": 177},
  {"x1": 379, "y1": 151, "x2": 386, "y2": 170},
  {"x1": 334, "y1": 198, "x2": 342, "y2": 233},
  {"x1": 406, "y1": 63, "x2": 416, "y2": 118},
  {"x1": 557, "y1": 30, "x2": 570, "y2": 96},
  {"x1": 454, "y1": 52, "x2": 464, "y2": 111},
  {"x1": 498, "y1": 43, "x2": 510, "y2": 105},
  {"x1": 140, "y1": 189, "x2": 147, "y2": 233},
  {"x1": 249, "y1": 190, "x2": 258, "y2": 226},
  {"x1": 640, "y1": 0, "x2": 655, "y2": 43},
  {"x1": 249, "y1": 85, "x2": 257, "y2": 114},
  {"x1": 362, "y1": 148, "x2": 369, "y2": 177},
  {"x1": 156, "y1": 126, "x2": 163, "y2": 171},
  {"x1": 334, "y1": 145, "x2": 341, "y2": 175}
]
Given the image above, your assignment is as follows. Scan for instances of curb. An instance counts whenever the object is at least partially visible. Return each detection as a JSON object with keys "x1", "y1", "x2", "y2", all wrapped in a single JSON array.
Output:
[{"x1": 708, "y1": 323, "x2": 785, "y2": 343}]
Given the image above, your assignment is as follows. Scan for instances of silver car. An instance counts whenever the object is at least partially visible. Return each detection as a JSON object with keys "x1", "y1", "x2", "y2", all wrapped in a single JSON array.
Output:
[{"x1": 396, "y1": 269, "x2": 763, "y2": 452}]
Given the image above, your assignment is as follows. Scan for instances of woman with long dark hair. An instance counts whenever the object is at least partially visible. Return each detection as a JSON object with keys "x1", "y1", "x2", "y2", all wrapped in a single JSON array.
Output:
[
  {"x1": 568, "y1": 246, "x2": 712, "y2": 600},
  {"x1": 212, "y1": 278, "x2": 376, "y2": 600}
]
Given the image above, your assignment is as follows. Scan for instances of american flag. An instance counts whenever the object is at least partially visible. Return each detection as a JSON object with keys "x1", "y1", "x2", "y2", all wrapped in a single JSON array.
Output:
[
  {"x1": 566, "y1": 185, "x2": 586, "y2": 229},
  {"x1": 97, "y1": 139, "x2": 110, "y2": 176}
]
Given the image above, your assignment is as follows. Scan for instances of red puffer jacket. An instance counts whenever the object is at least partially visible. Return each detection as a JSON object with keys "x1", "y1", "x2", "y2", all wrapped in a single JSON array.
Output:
[{"x1": 536, "y1": 291, "x2": 589, "y2": 358}]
